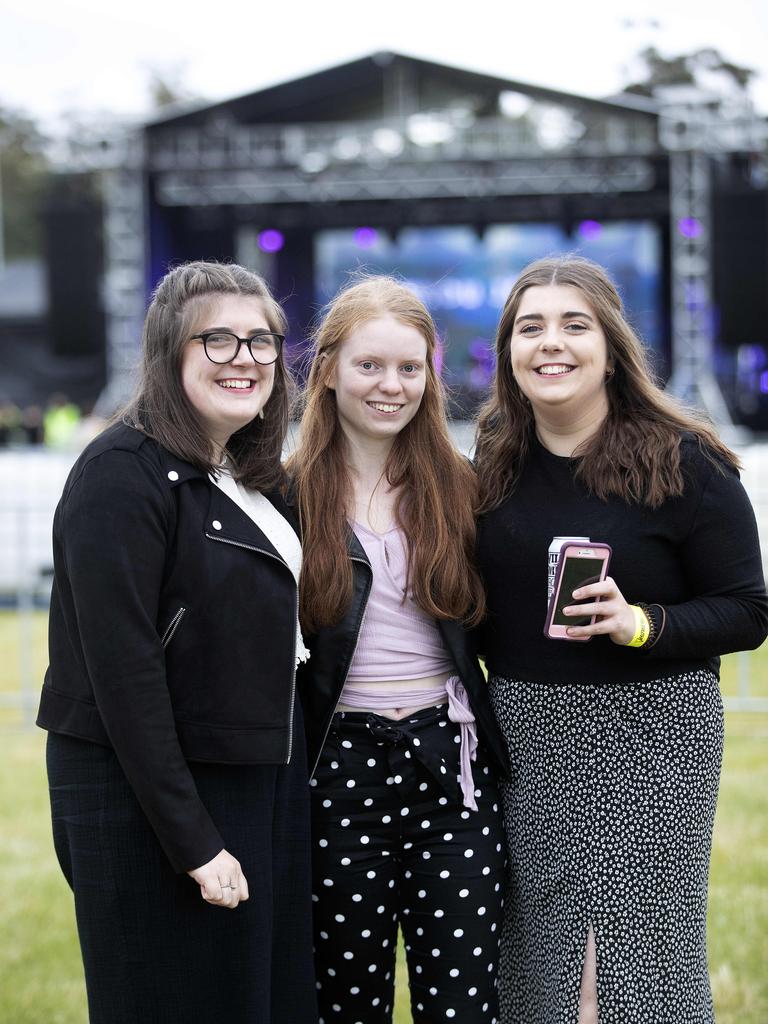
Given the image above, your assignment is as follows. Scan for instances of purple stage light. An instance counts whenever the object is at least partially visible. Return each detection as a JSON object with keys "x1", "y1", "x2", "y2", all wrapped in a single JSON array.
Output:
[
  {"x1": 578, "y1": 219, "x2": 603, "y2": 241},
  {"x1": 354, "y1": 227, "x2": 379, "y2": 248},
  {"x1": 677, "y1": 217, "x2": 702, "y2": 239},
  {"x1": 760, "y1": 370, "x2": 768, "y2": 394},
  {"x1": 738, "y1": 344, "x2": 765, "y2": 371},
  {"x1": 258, "y1": 229, "x2": 284, "y2": 253}
]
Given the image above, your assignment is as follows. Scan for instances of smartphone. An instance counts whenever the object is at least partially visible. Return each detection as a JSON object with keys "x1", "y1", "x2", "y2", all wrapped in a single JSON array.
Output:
[{"x1": 543, "y1": 543, "x2": 612, "y2": 641}]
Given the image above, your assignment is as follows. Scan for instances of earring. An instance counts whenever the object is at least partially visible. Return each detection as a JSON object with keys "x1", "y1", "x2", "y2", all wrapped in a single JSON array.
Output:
[
  {"x1": 605, "y1": 366, "x2": 615, "y2": 380},
  {"x1": 258, "y1": 408, "x2": 265, "y2": 420}
]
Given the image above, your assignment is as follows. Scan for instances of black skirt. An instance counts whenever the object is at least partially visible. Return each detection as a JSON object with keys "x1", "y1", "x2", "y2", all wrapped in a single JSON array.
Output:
[{"x1": 46, "y1": 712, "x2": 318, "y2": 1024}]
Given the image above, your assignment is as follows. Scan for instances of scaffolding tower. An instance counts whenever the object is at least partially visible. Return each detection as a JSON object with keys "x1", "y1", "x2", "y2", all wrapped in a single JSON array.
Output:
[{"x1": 660, "y1": 87, "x2": 768, "y2": 430}]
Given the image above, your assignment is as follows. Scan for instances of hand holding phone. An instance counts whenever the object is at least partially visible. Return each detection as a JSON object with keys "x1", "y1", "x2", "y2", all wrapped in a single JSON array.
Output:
[{"x1": 544, "y1": 543, "x2": 612, "y2": 641}]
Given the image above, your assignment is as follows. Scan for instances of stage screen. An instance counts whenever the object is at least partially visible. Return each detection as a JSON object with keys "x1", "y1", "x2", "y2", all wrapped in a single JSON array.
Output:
[{"x1": 314, "y1": 222, "x2": 663, "y2": 414}]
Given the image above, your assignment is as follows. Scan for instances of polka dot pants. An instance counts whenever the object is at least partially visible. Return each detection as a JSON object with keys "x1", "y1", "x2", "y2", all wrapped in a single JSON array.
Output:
[
  {"x1": 310, "y1": 702, "x2": 505, "y2": 1023},
  {"x1": 489, "y1": 670, "x2": 724, "y2": 1024}
]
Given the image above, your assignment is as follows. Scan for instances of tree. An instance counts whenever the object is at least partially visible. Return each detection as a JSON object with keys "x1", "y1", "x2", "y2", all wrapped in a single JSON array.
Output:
[
  {"x1": 622, "y1": 46, "x2": 757, "y2": 99},
  {"x1": 0, "y1": 106, "x2": 52, "y2": 261},
  {"x1": 143, "y1": 63, "x2": 199, "y2": 111}
]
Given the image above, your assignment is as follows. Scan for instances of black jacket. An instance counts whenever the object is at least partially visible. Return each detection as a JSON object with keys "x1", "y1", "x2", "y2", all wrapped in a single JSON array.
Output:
[
  {"x1": 37, "y1": 422, "x2": 301, "y2": 872},
  {"x1": 297, "y1": 530, "x2": 510, "y2": 781}
]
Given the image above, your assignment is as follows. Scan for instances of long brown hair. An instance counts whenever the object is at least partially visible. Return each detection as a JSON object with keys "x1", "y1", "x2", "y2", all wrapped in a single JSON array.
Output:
[
  {"x1": 122, "y1": 260, "x2": 292, "y2": 491},
  {"x1": 289, "y1": 276, "x2": 485, "y2": 634},
  {"x1": 475, "y1": 255, "x2": 739, "y2": 511}
]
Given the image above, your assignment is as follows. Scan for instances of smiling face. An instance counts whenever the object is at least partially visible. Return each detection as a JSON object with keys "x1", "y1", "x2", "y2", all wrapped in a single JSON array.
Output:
[
  {"x1": 510, "y1": 283, "x2": 611, "y2": 425},
  {"x1": 180, "y1": 294, "x2": 276, "y2": 449},
  {"x1": 328, "y1": 314, "x2": 428, "y2": 450}
]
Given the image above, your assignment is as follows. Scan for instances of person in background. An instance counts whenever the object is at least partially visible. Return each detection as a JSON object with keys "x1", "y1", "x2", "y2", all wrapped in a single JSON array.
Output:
[
  {"x1": 473, "y1": 254, "x2": 768, "y2": 1024},
  {"x1": 291, "y1": 276, "x2": 509, "y2": 1024},
  {"x1": 37, "y1": 261, "x2": 317, "y2": 1024},
  {"x1": 43, "y1": 392, "x2": 81, "y2": 449},
  {"x1": 0, "y1": 400, "x2": 23, "y2": 445},
  {"x1": 20, "y1": 403, "x2": 44, "y2": 444}
]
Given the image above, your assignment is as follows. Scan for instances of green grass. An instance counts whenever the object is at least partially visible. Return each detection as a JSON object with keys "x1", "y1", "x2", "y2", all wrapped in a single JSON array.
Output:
[
  {"x1": 720, "y1": 648, "x2": 768, "y2": 700},
  {"x1": 0, "y1": 731, "x2": 89, "y2": 1023},
  {"x1": 708, "y1": 713, "x2": 768, "y2": 1020},
  {"x1": 0, "y1": 609, "x2": 49, "y2": 729},
  {"x1": 1, "y1": 612, "x2": 766, "y2": 1022}
]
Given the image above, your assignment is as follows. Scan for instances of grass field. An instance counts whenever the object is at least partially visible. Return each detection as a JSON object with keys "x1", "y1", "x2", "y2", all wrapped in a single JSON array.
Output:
[{"x1": 1, "y1": 612, "x2": 766, "y2": 1023}]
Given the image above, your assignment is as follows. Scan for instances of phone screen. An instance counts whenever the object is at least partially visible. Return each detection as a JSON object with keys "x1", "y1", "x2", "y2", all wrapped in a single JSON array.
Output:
[{"x1": 552, "y1": 557, "x2": 604, "y2": 626}]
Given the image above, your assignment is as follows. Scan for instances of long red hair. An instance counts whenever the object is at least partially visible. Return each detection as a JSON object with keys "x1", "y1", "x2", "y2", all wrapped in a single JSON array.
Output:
[{"x1": 289, "y1": 276, "x2": 485, "y2": 634}]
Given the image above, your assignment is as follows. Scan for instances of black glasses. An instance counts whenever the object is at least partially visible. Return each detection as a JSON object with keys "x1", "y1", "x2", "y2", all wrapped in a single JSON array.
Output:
[{"x1": 190, "y1": 330, "x2": 284, "y2": 365}]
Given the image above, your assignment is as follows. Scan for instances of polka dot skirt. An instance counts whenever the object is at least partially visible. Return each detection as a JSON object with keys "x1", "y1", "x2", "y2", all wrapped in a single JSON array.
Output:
[{"x1": 489, "y1": 670, "x2": 723, "y2": 1024}]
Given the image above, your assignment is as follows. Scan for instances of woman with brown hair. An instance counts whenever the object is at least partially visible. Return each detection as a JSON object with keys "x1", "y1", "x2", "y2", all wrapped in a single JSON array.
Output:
[
  {"x1": 291, "y1": 276, "x2": 509, "y2": 1024},
  {"x1": 38, "y1": 261, "x2": 317, "y2": 1023},
  {"x1": 474, "y1": 255, "x2": 768, "y2": 1024}
]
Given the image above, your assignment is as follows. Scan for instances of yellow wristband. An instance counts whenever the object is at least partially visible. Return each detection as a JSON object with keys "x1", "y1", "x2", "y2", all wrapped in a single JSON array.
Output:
[{"x1": 625, "y1": 605, "x2": 651, "y2": 647}]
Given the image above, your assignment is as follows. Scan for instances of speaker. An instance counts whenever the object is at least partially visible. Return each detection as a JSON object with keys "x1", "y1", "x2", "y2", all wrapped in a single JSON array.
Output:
[
  {"x1": 43, "y1": 173, "x2": 105, "y2": 356},
  {"x1": 713, "y1": 188, "x2": 768, "y2": 348}
]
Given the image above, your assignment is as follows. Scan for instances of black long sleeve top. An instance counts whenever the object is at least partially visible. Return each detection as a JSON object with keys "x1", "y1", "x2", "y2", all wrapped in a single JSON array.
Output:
[{"x1": 476, "y1": 435, "x2": 768, "y2": 686}]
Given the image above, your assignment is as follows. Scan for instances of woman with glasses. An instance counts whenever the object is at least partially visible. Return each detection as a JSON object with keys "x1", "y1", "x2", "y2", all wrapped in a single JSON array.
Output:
[
  {"x1": 290, "y1": 276, "x2": 509, "y2": 1024},
  {"x1": 37, "y1": 261, "x2": 317, "y2": 1023}
]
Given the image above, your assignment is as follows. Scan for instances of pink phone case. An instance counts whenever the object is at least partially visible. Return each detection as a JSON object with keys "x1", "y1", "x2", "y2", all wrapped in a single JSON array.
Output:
[{"x1": 543, "y1": 542, "x2": 612, "y2": 641}]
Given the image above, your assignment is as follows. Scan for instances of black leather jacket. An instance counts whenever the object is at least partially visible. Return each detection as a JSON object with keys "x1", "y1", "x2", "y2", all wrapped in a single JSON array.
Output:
[
  {"x1": 297, "y1": 530, "x2": 510, "y2": 781},
  {"x1": 37, "y1": 422, "x2": 301, "y2": 872}
]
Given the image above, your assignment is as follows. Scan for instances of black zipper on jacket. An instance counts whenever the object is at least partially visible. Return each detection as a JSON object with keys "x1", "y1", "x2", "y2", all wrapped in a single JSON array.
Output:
[
  {"x1": 310, "y1": 554, "x2": 372, "y2": 779},
  {"x1": 205, "y1": 533, "x2": 298, "y2": 764}
]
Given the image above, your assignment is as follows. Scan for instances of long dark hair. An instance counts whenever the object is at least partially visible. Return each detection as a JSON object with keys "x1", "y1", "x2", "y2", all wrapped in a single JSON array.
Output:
[
  {"x1": 475, "y1": 255, "x2": 739, "y2": 511},
  {"x1": 122, "y1": 261, "x2": 292, "y2": 491},
  {"x1": 288, "y1": 276, "x2": 485, "y2": 634}
]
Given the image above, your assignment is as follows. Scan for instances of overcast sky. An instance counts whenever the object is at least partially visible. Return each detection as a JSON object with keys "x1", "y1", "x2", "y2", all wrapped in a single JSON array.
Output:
[{"x1": 2, "y1": 0, "x2": 768, "y2": 126}]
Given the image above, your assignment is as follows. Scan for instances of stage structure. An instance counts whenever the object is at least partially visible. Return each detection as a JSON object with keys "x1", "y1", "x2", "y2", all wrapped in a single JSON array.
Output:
[
  {"x1": 659, "y1": 86, "x2": 768, "y2": 428},
  {"x1": 92, "y1": 53, "x2": 768, "y2": 427}
]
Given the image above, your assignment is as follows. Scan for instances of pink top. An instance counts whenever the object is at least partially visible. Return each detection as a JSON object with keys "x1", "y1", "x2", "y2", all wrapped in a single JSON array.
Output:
[
  {"x1": 345, "y1": 521, "x2": 456, "y2": 683},
  {"x1": 341, "y1": 522, "x2": 478, "y2": 811}
]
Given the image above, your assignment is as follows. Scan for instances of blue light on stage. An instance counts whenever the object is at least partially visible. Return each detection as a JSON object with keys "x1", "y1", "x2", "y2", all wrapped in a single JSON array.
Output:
[
  {"x1": 315, "y1": 221, "x2": 662, "y2": 406},
  {"x1": 738, "y1": 344, "x2": 765, "y2": 371},
  {"x1": 258, "y1": 229, "x2": 285, "y2": 253}
]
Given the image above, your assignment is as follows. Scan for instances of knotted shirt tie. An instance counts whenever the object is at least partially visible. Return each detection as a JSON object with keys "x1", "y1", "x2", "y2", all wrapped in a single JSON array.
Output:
[{"x1": 339, "y1": 674, "x2": 479, "y2": 810}]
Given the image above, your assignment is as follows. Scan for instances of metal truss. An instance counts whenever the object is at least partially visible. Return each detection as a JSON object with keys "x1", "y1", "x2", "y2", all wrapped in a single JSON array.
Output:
[
  {"x1": 153, "y1": 156, "x2": 656, "y2": 207},
  {"x1": 661, "y1": 93, "x2": 768, "y2": 430},
  {"x1": 146, "y1": 112, "x2": 659, "y2": 173},
  {"x1": 665, "y1": 149, "x2": 734, "y2": 424},
  {"x1": 94, "y1": 133, "x2": 147, "y2": 417}
]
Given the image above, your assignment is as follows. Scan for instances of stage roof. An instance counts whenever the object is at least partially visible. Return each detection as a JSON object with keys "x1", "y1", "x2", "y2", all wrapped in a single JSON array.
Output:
[{"x1": 145, "y1": 50, "x2": 659, "y2": 130}]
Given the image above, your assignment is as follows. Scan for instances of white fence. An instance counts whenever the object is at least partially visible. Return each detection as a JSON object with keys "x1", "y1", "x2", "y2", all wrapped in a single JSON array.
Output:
[{"x1": 0, "y1": 448, "x2": 77, "y2": 596}]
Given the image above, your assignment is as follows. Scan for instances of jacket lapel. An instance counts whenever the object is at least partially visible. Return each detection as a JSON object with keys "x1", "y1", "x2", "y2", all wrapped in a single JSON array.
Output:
[
  {"x1": 347, "y1": 526, "x2": 372, "y2": 566},
  {"x1": 204, "y1": 484, "x2": 288, "y2": 565}
]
